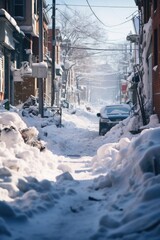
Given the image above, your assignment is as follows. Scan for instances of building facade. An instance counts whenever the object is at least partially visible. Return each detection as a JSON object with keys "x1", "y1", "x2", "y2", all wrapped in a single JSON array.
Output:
[
  {"x1": 152, "y1": 0, "x2": 160, "y2": 118},
  {"x1": 135, "y1": 0, "x2": 160, "y2": 121},
  {"x1": 0, "y1": 7, "x2": 24, "y2": 105},
  {"x1": 0, "y1": 0, "x2": 50, "y2": 105}
]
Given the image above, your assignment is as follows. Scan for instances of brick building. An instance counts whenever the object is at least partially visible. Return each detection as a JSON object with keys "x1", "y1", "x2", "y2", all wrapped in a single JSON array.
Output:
[
  {"x1": 152, "y1": 0, "x2": 160, "y2": 118},
  {"x1": 0, "y1": 7, "x2": 24, "y2": 105},
  {"x1": 0, "y1": 0, "x2": 50, "y2": 105},
  {"x1": 135, "y1": 0, "x2": 160, "y2": 120}
]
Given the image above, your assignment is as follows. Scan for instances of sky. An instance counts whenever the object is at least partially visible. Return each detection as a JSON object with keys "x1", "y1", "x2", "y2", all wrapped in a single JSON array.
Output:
[
  {"x1": 0, "y1": 102, "x2": 160, "y2": 239},
  {"x1": 46, "y1": 0, "x2": 137, "y2": 41}
]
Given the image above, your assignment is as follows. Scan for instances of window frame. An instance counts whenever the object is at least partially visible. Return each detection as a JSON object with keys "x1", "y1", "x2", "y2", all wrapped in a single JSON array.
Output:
[
  {"x1": 153, "y1": 28, "x2": 158, "y2": 67},
  {"x1": 13, "y1": 0, "x2": 26, "y2": 20},
  {"x1": 153, "y1": 0, "x2": 157, "y2": 11}
]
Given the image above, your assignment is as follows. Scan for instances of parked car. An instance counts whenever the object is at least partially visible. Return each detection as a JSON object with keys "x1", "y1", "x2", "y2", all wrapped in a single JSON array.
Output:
[{"x1": 97, "y1": 104, "x2": 131, "y2": 135}]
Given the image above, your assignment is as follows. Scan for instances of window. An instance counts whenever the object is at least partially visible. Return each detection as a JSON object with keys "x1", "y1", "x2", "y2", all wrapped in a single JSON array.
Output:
[
  {"x1": 0, "y1": 52, "x2": 5, "y2": 94},
  {"x1": 34, "y1": 0, "x2": 38, "y2": 14},
  {"x1": 154, "y1": 28, "x2": 158, "y2": 66},
  {"x1": 153, "y1": 0, "x2": 157, "y2": 11},
  {"x1": 144, "y1": 0, "x2": 152, "y2": 23},
  {"x1": 14, "y1": 0, "x2": 25, "y2": 18}
]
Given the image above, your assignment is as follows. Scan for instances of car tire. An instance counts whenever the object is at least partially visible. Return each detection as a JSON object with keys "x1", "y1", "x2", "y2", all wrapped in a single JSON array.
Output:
[
  {"x1": 99, "y1": 125, "x2": 104, "y2": 136},
  {"x1": 99, "y1": 131, "x2": 104, "y2": 136}
]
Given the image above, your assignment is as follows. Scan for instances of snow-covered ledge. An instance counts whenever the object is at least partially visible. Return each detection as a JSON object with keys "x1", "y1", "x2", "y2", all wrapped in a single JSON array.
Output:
[
  {"x1": 0, "y1": 9, "x2": 24, "y2": 50},
  {"x1": 0, "y1": 9, "x2": 21, "y2": 33}
]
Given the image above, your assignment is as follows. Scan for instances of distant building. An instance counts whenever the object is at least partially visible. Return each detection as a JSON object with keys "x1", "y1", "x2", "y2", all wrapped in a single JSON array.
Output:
[{"x1": 47, "y1": 28, "x2": 63, "y2": 106}]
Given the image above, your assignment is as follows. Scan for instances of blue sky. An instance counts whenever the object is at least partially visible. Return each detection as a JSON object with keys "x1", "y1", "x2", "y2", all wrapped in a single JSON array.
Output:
[{"x1": 46, "y1": 0, "x2": 137, "y2": 41}]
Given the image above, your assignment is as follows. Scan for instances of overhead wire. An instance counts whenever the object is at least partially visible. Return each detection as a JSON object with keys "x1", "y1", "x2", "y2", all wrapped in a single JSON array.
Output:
[
  {"x1": 85, "y1": 0, "x2": 134, "y2": 28},
  {"x1": 56, "y1": 8, "x2": 111, "y2": 44},
  {"x1": 58, "y1": 3, "x2": 127, "y2": 35},
  {"x1": 47, "y1": 2, "x2": 136, "y2": 28},
  {"x1": 47, "y1": 2, "x2": 133, "y2": 38},
  {"x1": 56, "y1": 8, "x2": 130, "y2": 54},
  {"x1": 50, "y1": 2, "x2": 135, "y2": 53},
  {"x1": 58, "y1": 3, "x2": 127, "y2": 36},
  {"x1": 70, "y1": 46, "x2": 133, "y2": 51},
  {"x1": 56, "y1": 3, "x2": 137, "y2": 9},
  {"x1": 85, "y1": 0, "x2": 109, "y2": 28}
]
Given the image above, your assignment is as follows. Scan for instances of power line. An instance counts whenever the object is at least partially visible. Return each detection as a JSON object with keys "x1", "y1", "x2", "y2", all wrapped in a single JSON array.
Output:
[
  {"x1": 86, "y1": 0, "x2": 108, "y2": 27},
  {"x1": 70, "y1": 46, "x2": 133, "y2": 51},
  {"x1": 56, "y1": 3, "x2": 136, "y2": 9},
  {"x1": 56, "y1": 8, "x2": 111, "y2": 44},
  {"x1": 48, "y1": 4, "x2": 133, "y2": 37},
  {"x1": 57, "y1": 6, "x2": 126, "y2": 36},
  {"x1": 85, "y1": 0, "x2": 133, "y2": 28}
]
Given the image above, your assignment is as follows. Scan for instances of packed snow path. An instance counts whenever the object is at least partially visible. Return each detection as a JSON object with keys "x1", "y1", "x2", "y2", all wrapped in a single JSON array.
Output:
[
  {"x1": 1, "y1": 108, "x2": 105, "y2": 240},
  {"x1": 43, "y1": 109, "x2": 102, "y2": 157}
]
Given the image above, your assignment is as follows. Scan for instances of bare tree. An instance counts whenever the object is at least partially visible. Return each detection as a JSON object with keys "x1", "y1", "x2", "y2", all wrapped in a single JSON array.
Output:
[{"x1": 57, "y1": 7, "x2": 107, "y2": 104}]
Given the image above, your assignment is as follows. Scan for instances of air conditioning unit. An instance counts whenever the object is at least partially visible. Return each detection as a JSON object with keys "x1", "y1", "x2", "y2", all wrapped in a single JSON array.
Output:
[{"x1": 32, "y1": 62, "x2": 48, "y2": 78}]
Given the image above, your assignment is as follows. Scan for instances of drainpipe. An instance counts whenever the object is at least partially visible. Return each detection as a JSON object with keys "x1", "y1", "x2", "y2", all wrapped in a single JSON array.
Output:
[
  {"x1": 134, "y1": 65, "x2": 147, "y2": 126},
  {"x1": 4, "y1": 49, "x2": 10, "y2": 109}
]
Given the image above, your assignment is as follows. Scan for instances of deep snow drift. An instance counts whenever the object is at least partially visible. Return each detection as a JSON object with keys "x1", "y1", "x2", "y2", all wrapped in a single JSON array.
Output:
[{"x1": 0, "y1": 106, "x2": 160, "y2": 240}]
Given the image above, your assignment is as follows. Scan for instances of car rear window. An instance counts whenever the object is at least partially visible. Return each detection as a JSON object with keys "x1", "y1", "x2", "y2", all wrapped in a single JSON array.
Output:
[{"x1": 105, "y1": 106, "x2": 130, "y2": 115}]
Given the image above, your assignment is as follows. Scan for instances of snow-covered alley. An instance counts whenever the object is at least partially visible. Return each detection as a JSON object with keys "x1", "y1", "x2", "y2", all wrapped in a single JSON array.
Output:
[
  {"x1": 0, "y1": 107, "x2": 160, "y2": 240},
  {"x1": 0, "y1": 107, "x2": 106, "y2": 240},
  {"x1": 11, "y1": 108, "x2": 106, "y2": 240},
  {"x1": 1, "y1": 0, "x2": 160, "y2": 239}
]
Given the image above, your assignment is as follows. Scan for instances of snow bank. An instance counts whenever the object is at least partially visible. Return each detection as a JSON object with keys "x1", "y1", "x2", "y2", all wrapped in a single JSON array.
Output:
[
  {"x1": 91, "y1": 127, "x2": 160, "y2": 239},
  {"x1": 0, "y1": 111, "x2": 60, "y2": 237},
  {"x1": 0, "y1": 108, "x2": 160, "y2": 239}
]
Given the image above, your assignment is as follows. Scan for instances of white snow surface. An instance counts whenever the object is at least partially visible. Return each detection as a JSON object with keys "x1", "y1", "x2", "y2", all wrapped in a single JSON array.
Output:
[{"x1": 0, "y1": 106, "x2": 160, "y2": 240}]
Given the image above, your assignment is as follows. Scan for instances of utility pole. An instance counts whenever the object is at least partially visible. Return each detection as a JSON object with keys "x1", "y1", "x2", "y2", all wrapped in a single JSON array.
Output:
[
  {"x1": 51, "y1": 0, "x2": 56, "y2": 106},
  {"x1": 38, "y1": 0, "x2": 44, "y2": 117}
]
